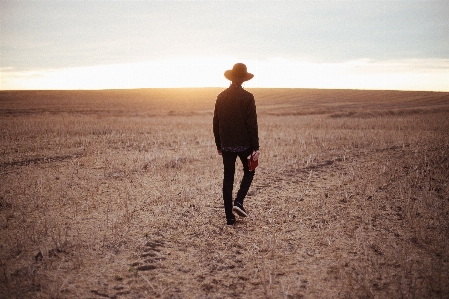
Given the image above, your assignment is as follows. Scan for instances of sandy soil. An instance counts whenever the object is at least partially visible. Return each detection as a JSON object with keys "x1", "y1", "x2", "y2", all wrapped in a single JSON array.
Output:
[{"x1": 1, "y1": 88, "x2": 448, "y2": 298}]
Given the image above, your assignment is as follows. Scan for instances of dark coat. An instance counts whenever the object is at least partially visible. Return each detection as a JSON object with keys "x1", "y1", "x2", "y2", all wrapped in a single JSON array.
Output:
[{"x1": 213, "y1": 84, "x2": 259, "y2": 151}]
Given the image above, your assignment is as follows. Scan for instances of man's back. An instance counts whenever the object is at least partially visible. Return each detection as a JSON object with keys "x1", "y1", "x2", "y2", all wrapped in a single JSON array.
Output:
[{"x1": 213, "y1": 84, "x2": 259, "y2": 151}]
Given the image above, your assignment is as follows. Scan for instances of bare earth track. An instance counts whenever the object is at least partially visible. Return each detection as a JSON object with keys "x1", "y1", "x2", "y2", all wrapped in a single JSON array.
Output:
[{"x1": 1, "y1": 88, "x2": 448, "y2": 298}]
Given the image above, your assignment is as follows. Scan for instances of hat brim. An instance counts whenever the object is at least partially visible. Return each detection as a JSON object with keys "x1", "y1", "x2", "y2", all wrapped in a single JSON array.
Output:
[{"x1": 224, "y1": 70, "x2": 254, "y2": 82}]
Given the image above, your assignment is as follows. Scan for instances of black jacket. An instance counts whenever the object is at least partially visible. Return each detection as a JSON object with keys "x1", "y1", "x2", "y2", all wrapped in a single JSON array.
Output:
[{"x1": 213, "y1": 84, "x2": 259, "y2": 151}]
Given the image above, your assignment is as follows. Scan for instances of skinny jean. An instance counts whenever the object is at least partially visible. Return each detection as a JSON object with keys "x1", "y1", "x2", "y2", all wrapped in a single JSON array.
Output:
[{"x1": 222, "y1": 149, "x2": 255, "y2": 219}]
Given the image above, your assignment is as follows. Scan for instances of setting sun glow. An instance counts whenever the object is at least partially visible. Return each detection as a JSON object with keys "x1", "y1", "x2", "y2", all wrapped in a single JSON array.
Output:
[{"x1": 2, "y1": 57, "x2": 448, "y2": 91}]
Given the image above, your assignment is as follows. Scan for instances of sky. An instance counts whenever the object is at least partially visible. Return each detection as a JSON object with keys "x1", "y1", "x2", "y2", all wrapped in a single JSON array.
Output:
[{"x1": 1, "y1": 0, "x2": 448, "y2": 91}]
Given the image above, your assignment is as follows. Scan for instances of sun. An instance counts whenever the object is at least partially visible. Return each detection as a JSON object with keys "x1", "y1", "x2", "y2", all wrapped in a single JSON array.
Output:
[
  {"x1": 2, "y1": 57, "x2": 448, "y2": 91},
  {"x1": 1, "y1": 57, "x2": 237, "y2": 90}
]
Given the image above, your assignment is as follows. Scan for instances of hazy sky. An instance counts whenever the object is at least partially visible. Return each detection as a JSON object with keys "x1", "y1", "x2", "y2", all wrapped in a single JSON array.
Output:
[{"x1": 1, "y1": 0, "x2": 448, "y2": 90}]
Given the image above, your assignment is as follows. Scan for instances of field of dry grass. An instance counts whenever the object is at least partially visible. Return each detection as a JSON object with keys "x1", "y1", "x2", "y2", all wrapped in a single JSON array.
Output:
[{"x1": 1, "y1": 88, "x2": 448, "y2": 298}]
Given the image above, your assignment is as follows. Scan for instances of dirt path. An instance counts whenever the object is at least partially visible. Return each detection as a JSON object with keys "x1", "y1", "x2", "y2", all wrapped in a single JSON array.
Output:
[{"x1": 79, "y1": 143, "x2": 448, "y2": 299}]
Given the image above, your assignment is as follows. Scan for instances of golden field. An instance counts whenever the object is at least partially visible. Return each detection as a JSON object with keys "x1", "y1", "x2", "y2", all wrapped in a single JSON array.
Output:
[{"x1": 1, "y1": 88, "x2": 448, "y2": 298}]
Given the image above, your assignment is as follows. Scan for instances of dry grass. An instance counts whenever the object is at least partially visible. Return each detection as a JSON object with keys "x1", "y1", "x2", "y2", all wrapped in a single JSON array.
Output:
[{"x1": 1, "y1": 88, "x2": 448, "y2": 298}]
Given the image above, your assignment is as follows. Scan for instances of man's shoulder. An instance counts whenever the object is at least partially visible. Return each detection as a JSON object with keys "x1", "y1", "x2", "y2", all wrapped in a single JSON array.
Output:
[
  {"x1": 218, "y1": 86, "x2": 253, "y2": 98},
  {"x1": 239, "y1": 88, "x2": 254, "y2": 103},
  {"x1": 217, "y1": 88, "x2": 229, "y2": 99},
  {"x1": 216, "y1": 86, "x2": 233, "y2": 99},
  {"x1": 240, "y1": 88, "x2": 254, "y2": 97}
]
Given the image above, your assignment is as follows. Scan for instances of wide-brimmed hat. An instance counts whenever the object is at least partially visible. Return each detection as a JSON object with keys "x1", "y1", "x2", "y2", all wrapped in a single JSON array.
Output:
[{"x1": 224, "y1": 63, "x2": 254, "y2": 82}]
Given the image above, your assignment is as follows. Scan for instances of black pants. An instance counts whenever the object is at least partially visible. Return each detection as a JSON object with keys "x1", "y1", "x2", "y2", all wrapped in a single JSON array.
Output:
[{"x1": 222, "y1": 149, "x2": 255, "y2": 219}]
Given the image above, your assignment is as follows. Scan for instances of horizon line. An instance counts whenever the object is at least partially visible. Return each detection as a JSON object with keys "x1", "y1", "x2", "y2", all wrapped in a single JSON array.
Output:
[
  {"x1": 2, "y1": 57, "x2": 448, "y2": 92},
  {"x1": 1, "y1": 86, "x2": 448, "y2": 93}
]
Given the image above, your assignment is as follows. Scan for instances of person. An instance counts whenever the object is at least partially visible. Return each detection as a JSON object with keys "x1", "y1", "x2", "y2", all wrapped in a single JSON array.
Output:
[{"x1": 213, "y1": 63, "x2": 260, "y2": 225}]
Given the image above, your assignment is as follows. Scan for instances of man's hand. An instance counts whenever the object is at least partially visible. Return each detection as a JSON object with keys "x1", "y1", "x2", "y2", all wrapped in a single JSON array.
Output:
[
  {"x1": 252, "y1": 150, "x2": 260, "y2": 160},
  {"x1": 217, "y1": 150, "x2": 222, "y2": 155}
]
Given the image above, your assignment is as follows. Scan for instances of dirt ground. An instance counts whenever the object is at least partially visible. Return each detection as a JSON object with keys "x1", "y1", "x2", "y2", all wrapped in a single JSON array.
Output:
[{"x1": 1, "y1": 88, "x2": 448, "y2": 298}]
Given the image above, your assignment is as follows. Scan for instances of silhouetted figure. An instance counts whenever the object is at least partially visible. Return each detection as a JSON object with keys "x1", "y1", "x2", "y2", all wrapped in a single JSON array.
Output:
[{"x1": 213, "y1": 63, "x2": 260, "y2": 225}]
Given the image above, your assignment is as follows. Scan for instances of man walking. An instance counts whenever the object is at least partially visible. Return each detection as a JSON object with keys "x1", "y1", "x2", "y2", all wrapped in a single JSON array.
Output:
[{"x1": 213, "y1": 63, "x2": 260, "y2": 225}]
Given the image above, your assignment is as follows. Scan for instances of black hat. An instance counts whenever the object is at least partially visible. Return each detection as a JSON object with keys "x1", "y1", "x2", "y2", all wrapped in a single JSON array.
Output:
[{"x1": 224, "y1": 63, "x2": 254, "y2": 82}]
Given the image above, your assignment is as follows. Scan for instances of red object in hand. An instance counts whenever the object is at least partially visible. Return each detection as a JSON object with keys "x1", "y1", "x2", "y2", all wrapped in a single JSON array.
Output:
[{"x1": 247, "y1": 152, "x2": 259, "y2": 171}]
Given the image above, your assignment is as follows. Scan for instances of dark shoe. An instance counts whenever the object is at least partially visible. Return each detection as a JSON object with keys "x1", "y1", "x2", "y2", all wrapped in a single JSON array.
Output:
[
  {"x1": 232, "y1": 203, "x2": 247, "y2": 217},
  {"x1": 227, "y1": 218, "x2": 236, "y2": 225}
]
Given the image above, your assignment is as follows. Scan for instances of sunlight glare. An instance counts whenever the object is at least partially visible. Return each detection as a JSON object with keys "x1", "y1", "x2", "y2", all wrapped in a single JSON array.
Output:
[{"x1": 1, "y1": 57, "x2": 448, "y2": 91}]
